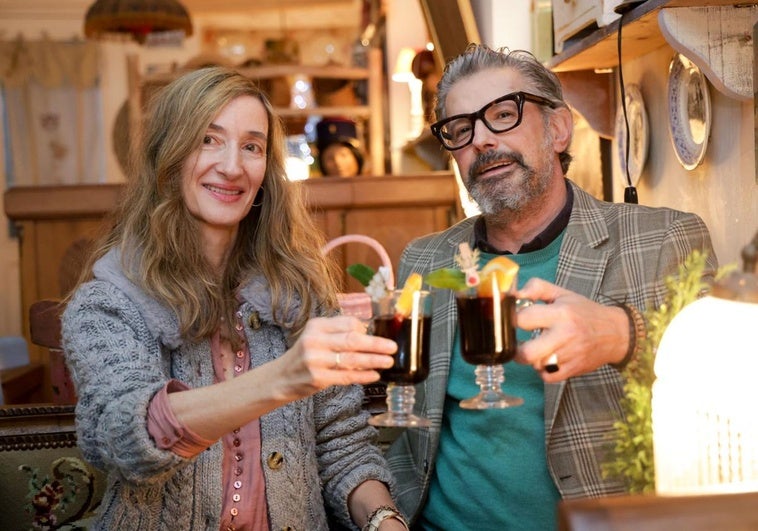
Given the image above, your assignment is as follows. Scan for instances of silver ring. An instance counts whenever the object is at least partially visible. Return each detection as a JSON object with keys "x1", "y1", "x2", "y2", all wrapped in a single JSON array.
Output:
[{"x1": 334, "y1": 352, "x2": 342, "y2": 370}]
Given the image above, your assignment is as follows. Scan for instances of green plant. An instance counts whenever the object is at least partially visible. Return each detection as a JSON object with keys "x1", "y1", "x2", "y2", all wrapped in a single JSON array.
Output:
[{"x1": 603, "y1": 250, "x2": 732, "y2": 493}]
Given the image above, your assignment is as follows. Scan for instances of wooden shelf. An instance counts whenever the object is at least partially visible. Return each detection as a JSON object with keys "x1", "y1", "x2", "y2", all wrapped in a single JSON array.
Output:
[
  {"x1": 548, "y1": 0, "x2": 756, "y2": 72},
  {"x1": 129, "y1": 48, "x2": 386, "y2": 173},
  {"x1": 547, "y1": 0, "x2": 758, "y2": 136}
]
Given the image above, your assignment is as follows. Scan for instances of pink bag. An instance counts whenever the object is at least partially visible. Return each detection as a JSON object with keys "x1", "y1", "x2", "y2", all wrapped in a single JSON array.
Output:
[
  {"x1": 322, "y1": 234, "x2": 394, "y2": 413},
  {"x1": 321, "y1": 234, "x2": 395, "y2": 320}
]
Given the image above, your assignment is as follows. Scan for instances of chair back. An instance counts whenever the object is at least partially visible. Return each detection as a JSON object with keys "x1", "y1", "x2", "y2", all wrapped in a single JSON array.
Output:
[{"x1": 29, "y1": 300, "x2": 76, "y2": 404}]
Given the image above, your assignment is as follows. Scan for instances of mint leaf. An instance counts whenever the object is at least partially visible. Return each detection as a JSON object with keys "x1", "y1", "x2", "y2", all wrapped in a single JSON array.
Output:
[
  {"x1": 425, "y1": 269, "x2": 467, "y2": 291},
  {"x1": 346, "y1": 263, "x2": 376, "y2": 287}
]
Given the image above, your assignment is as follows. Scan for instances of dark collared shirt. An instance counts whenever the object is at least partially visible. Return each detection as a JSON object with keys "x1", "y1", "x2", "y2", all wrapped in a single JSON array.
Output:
[{"x1": 473, "y1": 179, "x2": 574, "y2": 255}]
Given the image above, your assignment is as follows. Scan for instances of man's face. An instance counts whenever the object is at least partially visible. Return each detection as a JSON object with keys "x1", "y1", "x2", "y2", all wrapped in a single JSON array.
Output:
[{"x1": 444, "y1": 68, "x2": 564, "y2": 215}]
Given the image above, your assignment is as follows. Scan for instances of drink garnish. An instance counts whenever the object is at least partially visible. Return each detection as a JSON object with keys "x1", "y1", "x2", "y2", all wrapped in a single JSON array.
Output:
[
  {"x1": 394, "y1": 273, "x2": 423, "y2": 318},
  {"x1": 478, "y1": 256, "x2": 519, "y2": 296},
  {"x1": 346, "y1": 263, "x2": 392, "y2": 302},
  {"x1": 424, "y1": 243, "x2": 519, "y2": 295}
]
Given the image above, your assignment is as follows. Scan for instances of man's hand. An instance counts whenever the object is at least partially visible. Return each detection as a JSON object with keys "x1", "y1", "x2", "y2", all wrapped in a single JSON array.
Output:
[{"x1": 514, "y1": 278, "x2": 629, "y2": 382}]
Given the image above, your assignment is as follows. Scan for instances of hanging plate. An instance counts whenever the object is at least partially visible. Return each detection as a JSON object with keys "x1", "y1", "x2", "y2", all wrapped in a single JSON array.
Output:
[
  {"x1": 667, "y1": 53, "x2": 712, "y2": 171},
  {"x1": 615, "y1": 83, "x2": 649, "y2": 187}
]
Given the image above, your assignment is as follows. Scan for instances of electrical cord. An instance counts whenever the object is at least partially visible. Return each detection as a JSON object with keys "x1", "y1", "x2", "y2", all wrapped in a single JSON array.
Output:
[{"x1": 617, "y1": 9, "x2": 638, "y2": 204}]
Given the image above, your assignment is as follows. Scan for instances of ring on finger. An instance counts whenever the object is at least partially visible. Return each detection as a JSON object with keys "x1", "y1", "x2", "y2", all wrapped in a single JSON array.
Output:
[
  {"x1": 333, "y1": 352, "x2": 342, "y2": 370},
  {"x1": 544, "y1": 353, "x2": 559, "y2": 373}
]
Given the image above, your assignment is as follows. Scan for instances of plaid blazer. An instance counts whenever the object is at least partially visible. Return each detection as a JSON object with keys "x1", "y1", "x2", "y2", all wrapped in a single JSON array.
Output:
[{"x1": 384, "y1": 180, "x2": 717, "y2": 522}]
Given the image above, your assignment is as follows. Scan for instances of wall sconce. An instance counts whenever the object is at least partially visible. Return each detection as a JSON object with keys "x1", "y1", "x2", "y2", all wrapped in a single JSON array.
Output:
[
  {"x1": 653, "y1": 230, "x2": 758, "y2": 494},
  {"x1": 83, "y1": 0, "x2": 193, "y2": 45},
  {"x1": 392, "y1": 47, "x2": 424, "y2": 140}
]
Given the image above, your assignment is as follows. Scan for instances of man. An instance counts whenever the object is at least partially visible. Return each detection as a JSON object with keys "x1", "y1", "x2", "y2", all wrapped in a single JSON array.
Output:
[{"x1": 384, "y1": 44, "x2": 717, "y2": 529}]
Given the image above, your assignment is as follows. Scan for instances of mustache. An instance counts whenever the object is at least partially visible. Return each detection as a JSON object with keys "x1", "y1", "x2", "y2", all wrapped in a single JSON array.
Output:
[{"x1": 469, "y1": 150, "x2": 527, "y2": 181}]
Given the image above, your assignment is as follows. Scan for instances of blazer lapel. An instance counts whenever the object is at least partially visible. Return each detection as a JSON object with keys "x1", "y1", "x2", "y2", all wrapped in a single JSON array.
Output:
[{"x1": 545, "y1": 183, "x2": 611, "y2": 438}]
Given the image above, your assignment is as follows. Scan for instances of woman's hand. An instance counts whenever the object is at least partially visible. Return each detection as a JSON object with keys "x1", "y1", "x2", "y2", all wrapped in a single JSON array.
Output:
[
  {"x1": 276, "y1": 315, "x2": 397, "y2": 399},
  {"x1": 514, "y1": 278, "x2": 629, "y2": 382},
  {"x1": 168, "y1": 315, "x2": 396, "y2": 442}
]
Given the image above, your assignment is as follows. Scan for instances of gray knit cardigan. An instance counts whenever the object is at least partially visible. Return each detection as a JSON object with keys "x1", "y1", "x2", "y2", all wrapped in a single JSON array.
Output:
[{"x1": 62, "y1": 249, "x2": 395, "y2": 530}]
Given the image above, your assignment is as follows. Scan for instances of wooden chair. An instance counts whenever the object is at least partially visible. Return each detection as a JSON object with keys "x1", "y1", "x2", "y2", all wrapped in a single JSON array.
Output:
[{"x1": 29, "y1": 300, "x2": 76, "y2": 405}]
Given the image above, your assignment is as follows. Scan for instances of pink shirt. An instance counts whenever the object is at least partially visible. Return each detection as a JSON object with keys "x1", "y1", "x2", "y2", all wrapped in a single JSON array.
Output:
[{"x1": 147, "y1": 312, "x2": 269, "y2": 531}]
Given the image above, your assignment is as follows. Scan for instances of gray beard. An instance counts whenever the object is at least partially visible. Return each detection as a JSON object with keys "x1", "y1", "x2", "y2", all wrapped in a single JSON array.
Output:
[{"x1": 465, "y1": 144, "x2": 554, "y2": 217}]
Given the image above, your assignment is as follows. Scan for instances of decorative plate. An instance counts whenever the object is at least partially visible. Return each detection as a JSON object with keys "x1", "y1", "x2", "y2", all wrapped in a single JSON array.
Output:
[
  {"x1": 667, "y1": 53, "x2": 711, "y2": 170},
  {"x1": 615, "y1": 83, "x2": 649, "y2": 187}
]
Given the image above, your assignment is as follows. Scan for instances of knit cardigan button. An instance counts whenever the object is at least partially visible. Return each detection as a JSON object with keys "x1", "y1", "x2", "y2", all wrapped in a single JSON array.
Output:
[{"x1": 267, "y1": 451, "x2": 284, "y2": 470}]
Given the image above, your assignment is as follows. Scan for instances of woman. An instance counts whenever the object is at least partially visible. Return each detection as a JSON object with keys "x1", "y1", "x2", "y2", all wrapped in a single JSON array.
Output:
[{"x1": 62, "y1": 67, "x2": 408, "y2": 531}]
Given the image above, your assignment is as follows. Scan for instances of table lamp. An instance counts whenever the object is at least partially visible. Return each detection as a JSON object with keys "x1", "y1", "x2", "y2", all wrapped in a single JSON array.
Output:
[{"x1": 653, "y1": 230, "x2": 758, "y2": 495}]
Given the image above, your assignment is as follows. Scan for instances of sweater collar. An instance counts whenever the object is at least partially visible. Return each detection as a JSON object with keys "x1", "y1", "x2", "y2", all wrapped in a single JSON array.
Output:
[{"x1": 92, "y1": 249, "x2": 299, "y2": 348}]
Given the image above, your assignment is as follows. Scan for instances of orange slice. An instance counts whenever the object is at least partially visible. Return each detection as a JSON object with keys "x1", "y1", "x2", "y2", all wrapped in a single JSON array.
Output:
[
  {"x1": 395, "y1": 272, "x2": 423, "y2": 317},
  {"x1": 477, "y1": 256, "x2": 519, "y2": 297}
]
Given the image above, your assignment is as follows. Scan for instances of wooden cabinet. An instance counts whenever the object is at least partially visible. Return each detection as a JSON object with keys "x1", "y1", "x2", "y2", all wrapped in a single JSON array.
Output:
[
  {"x1": 128, "y1": 48, "x2": 386, "y2": 174},
  {"x1": 3, "y1": 172, "x2": 462, "y2": 401}
]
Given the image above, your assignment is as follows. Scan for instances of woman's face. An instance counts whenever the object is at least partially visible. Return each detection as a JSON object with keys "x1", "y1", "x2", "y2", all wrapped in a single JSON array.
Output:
[
  {"x1": 321, "y1": 143, "x2": 360, "y2": 177},
  {"x1": 181, "y1": 95, "x2": 268, "y2": 246}
]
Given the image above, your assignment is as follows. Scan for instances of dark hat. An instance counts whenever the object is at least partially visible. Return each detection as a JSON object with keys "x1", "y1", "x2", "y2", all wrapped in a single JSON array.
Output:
[
  {"x1": 316, "y1": 118, "x2": 364, "y2": 175},
  {"x1": 316, "y1": 117, "x2": 360, "y2": 153}
]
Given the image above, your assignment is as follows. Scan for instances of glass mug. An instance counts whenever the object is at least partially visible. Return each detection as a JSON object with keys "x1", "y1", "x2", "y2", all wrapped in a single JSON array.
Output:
[
  {"x1": 368, "y1": 289, "x2": 432, "y2": 428},
  {"x1": 455, "y1": 283, "x2": 540, "y2": 409}
]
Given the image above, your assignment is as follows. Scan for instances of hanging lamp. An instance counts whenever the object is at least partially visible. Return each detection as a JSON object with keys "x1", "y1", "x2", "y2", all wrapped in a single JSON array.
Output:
[{"x1": 83, "y1": 0, "x2": 193, "y2": 45}]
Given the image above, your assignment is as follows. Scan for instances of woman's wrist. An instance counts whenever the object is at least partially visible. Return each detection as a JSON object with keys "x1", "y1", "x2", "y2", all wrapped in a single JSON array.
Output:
[{"x1": 362, "y1": 505, "x2": 409, "y2": 531}]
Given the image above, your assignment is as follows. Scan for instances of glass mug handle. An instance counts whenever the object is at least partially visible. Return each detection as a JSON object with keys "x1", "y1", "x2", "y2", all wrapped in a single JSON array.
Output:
[{"x1": 515, "y1": 298, "x2": 559, "y2": 373}]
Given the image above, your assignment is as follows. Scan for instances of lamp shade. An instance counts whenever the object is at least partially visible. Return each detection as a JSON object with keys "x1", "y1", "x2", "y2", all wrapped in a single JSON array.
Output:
[
  {"x1": 84, "y1": 0, "x2": 193, "y2": 44},
  {"x1": 653, "y1": 287, "x2": 758, "y2": 494}
]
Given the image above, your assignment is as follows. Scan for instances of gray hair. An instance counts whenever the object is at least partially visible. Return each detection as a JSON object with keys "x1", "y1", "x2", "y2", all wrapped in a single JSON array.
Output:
[{"x1": 434, "y1": 44, "x2": 573, "y2": 174}]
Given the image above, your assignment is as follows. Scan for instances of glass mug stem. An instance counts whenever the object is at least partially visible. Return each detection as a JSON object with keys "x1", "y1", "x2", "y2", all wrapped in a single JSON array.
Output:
[
  {"x1": 460, "y1": 365, "x2": 524, "y2": 409},
  {"x1": 474, "y1": 364, "x2": 505, "y2": 393},
  {"x1": 371, "y1": 383, "x2": 431, "y2": 428},
  {"x1": 386, "y1": 382, "x2": 415, "y2": 413}
]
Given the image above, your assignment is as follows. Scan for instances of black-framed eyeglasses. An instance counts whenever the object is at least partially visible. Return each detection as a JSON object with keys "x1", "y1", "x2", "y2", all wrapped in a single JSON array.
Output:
[{"x1": 431, "y1": 91, "x2": 557, "y2": 151}]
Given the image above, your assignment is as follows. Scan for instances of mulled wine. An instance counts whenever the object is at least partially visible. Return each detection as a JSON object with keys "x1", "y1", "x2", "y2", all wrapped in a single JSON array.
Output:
[
  {"x1": 456, "y1": 293, "x2": 517, "y2": 365},
  {"x1": 373, "y1": 314, "x2": 431, "y2": 384}
]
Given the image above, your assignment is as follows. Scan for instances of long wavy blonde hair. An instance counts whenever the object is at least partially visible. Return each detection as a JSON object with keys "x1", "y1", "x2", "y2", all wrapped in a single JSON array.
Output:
[{"x1": 80, "y1": 66, "x2": 339, "y2": 342}]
